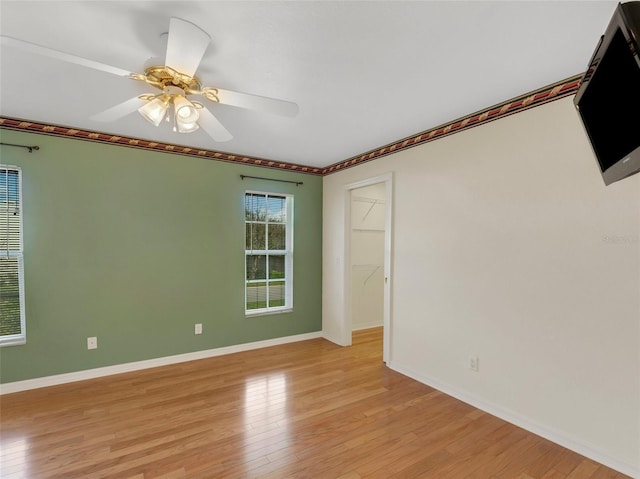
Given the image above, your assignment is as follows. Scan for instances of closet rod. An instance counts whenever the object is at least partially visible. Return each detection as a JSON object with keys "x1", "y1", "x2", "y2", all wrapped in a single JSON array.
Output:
[
  {"x1": 240, "y1": 175, "x2": 303, "y2": 186},
  {"x1": 0, "y1": 142, "x2": 40, "y2": 153}
]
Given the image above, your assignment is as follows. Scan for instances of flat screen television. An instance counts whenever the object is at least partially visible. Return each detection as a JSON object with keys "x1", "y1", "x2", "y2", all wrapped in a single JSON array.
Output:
[{"x1": 573, "y1": 1, "x2": 640, "y2": 186}]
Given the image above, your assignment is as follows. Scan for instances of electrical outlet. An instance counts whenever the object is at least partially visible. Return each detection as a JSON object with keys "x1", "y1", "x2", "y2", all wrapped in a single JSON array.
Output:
[
  {"x1": 87, "y1": 337, "x2": 98, "y2": 350},
  {"x1": 469, "y1": 356, "x2": 479, "y2": 372},
  {"x1": 195, "y1": 323, "x2": 203, "y2": 335}
]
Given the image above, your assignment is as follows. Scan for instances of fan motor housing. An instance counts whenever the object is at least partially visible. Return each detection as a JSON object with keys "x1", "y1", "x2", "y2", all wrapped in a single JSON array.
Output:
[{"x1": 143, "y1": 66, "x2": 202, "y2": 94}]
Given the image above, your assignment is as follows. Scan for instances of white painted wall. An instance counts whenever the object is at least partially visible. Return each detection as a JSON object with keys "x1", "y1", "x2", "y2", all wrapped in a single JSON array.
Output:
[
  {"x1": 351, "y1": 184, "x2": 386, "y2": 330},
  {"x1": 322, "y1": 96, "x2": 640, "y2": 476}
]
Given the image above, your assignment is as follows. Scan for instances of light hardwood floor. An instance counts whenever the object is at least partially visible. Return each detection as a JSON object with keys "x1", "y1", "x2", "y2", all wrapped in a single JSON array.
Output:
[{"x1": 0, "y1": 328, "x2": 630, "y2": 478}]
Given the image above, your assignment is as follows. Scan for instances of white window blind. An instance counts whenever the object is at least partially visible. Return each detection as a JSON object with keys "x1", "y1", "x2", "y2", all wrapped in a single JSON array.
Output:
[{"x1": 0, "y1": 165, "x2": 26, "y2": 346}]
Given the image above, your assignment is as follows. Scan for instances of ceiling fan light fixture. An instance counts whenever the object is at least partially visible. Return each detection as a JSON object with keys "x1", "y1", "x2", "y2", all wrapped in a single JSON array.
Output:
[
  {"x1": 176, "y1": 117, "x2": 200, "y2": 133},
  {"x1": 173, "y1": 95, "x2": 199, "y2": 123},
  {"x1": 138, "y1": 96, "x2": 169, "y2": 126},
  {"x1": 173, "y1": 94, "x2": 200, "y2": 133}
]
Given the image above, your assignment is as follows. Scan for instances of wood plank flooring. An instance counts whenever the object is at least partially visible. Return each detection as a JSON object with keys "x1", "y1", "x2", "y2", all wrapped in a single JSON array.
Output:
[{"x1": 0, "y1": 328, "x2": 630, "y2": 478}]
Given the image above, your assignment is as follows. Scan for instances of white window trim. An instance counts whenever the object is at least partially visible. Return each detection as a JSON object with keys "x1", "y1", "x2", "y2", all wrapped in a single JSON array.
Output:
[
  {"x1": 244, "y1": 191, "x2": 293, "y2": 317},
  {"x1": 1, "y1": 165, "x2": 26, "y2": 347}
]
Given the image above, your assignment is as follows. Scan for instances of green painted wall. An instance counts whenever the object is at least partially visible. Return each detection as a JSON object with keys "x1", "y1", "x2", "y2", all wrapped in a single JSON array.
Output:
[{"x1": 0, "y1": 130, "x2": 323, "y2": 383}]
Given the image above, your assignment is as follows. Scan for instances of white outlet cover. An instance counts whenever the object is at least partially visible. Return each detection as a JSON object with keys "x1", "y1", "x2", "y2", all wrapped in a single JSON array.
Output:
[
  {"x1": 87, "y1": 337, "x2": 98, "y2": 350},
  {"x1": 469, "y1": 356, "x2": 479, "y2": 372},
  {"x1": 195, "y1": 323, "x2": 203, "y2": 335}
]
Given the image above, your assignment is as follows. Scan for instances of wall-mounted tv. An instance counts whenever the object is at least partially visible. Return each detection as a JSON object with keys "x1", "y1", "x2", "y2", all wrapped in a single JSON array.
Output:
[{"x1": 574, "y1": 1, "x2": 640, "y2": 186}]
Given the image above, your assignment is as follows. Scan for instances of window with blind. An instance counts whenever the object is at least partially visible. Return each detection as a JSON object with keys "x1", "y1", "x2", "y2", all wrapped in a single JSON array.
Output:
[
  {"x1": 245, "y1": 192, "x2": 293, "y2": 315},
  {"x1": 0, "y1": 165, "x2": 25, "y2": 346}
]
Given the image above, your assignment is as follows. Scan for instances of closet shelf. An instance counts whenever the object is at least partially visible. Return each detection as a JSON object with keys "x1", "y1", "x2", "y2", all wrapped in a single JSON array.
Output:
[{"x1": 352, "y1": 264, "x2": 382, "y2": 285}]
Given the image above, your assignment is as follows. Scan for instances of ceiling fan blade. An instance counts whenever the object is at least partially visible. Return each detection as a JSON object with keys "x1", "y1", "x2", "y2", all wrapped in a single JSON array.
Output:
[
  {"x1": 165, "y1": 18, "x2": 211, "y2": 79},
  {"x1": 198, "y1": 107, "x2": 233, "y2": 142},
  {"x1": 214, "y1": 88, "x2": 299, "y2": 117},
  {"x1": 0, "y1": 35, "x2": 133, "y2": 77},
  {"x1": 90, "y1": 96, "x2": 145, "y2": 122}
]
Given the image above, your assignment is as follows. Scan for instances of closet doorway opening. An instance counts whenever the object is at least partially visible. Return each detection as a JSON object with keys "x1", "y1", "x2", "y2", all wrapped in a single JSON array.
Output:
[{"x1": 345, "y1": 174, "x2": 392, "y2": 363}]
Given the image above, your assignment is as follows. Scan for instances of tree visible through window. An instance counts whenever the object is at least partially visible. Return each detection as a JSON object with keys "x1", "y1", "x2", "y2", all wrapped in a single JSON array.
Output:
[
  {"x1": 0, "y1": 165, "x2": 25, "y2": 346},
  {"x1": 245, "y1": 192, "x2": 293, "y2": 314}
]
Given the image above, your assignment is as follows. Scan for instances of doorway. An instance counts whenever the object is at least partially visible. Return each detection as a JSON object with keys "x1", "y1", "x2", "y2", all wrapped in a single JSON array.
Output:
[{"x1": 345, "y1": 174, "x2": 392, "y2": 363}]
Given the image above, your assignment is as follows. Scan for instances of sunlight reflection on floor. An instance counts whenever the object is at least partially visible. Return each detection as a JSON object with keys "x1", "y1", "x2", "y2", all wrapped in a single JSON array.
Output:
[
  {"x1": 243, "y1": 372, "x2": 291, "y2": 454},
  {"x1": 0, "y1": 435, "x2": 30, "y2": 478}
]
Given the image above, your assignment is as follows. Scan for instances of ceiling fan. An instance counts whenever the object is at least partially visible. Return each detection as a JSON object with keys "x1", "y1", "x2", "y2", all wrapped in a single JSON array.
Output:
[{"x1": 0, "y1": 17, "x2": 299, "y2": 142}]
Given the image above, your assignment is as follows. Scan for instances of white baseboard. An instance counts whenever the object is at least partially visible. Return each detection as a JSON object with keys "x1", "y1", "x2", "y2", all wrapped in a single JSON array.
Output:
[
  {"x1": 322, "y1": 331, "x2": 348, "y2": 346},
  {"x1": 0, "y1": 331, "x2": 323, "y2": 395},
  {"x1": 388, "y1": 361, "x2": 639, "y2": 479},
  {"x1": 352, "y1": 321, "x2": 383, "y2": 331}
]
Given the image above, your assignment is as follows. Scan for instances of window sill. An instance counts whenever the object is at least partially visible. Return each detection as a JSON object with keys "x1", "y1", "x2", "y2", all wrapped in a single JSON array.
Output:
[
  {"x1": 0, "y1": 336, "x2": 26, "y2": 347},
  {"x1": 245, "y1": 308, "x2": 293, "y2": 318}
]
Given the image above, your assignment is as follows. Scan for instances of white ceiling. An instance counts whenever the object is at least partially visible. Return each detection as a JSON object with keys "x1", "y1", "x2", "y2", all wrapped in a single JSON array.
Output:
[{"x1": 0, "y1": 1, "x2": 618, "y2": 169}]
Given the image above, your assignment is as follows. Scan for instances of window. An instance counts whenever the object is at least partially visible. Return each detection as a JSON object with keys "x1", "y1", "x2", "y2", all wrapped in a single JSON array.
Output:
[
  {"x1": 245, "y1": 192, "x2": 293, "y2": 315},
  {"x1": 0, "y1": 165, "x2": 25, "y2": 346}
]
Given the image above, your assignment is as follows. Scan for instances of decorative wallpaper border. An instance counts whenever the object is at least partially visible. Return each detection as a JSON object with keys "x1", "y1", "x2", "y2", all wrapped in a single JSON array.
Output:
[
  {"x1": 0, "y1": 74, "x2": 582, "y2": 177},
  {"x1": 0, "y1": 118, "x2": 323, "y2": 175},
  {"x1": 321, "y1": 74, "x2": 582, "y2": 175}
]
